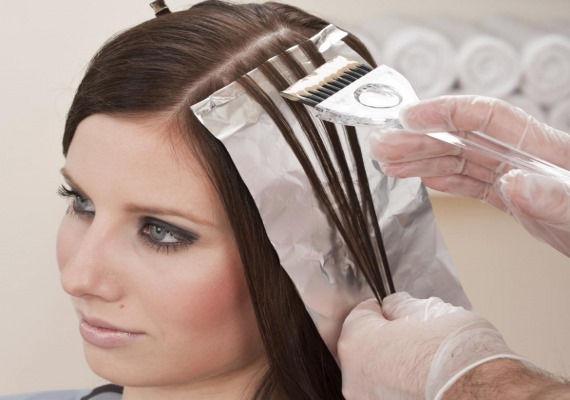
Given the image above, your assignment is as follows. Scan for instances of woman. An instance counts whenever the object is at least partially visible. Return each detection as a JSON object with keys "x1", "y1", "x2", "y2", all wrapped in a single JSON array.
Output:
[
  {"x1": 58, "y1": 3, "x2": 346, "y2": 398},
  {"x1": 3, "y1": 1, "x2": 469, "y2": 399}
]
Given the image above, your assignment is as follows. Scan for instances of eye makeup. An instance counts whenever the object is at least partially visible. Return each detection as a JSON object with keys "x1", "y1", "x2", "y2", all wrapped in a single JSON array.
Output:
[
  {"x1": 138, "y1": 216, "x2": 199, "y2": 254},
  {"x1": 57, "y1": 185, "x2": 199, "y2": 254}
]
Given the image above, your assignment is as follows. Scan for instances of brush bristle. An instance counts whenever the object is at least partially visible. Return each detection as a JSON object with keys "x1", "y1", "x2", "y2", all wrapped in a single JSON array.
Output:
[{"x1": 281, "y1": 56, "x2": 372, "y2": 107}]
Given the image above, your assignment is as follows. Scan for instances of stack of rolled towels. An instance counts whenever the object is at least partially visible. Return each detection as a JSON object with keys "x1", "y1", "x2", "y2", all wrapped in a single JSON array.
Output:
[{"x1": 354, "y1": 15, "x2": 570, "y2": 132}]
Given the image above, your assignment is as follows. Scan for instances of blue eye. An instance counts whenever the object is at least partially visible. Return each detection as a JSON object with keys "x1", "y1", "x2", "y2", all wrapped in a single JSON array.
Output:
[
  {"x1": 146, "y1": 225, "x2": 180, "y2": 243},
  {"x1": 58, "y1": 185, "x2": 95, "y2": 217},
  {"x1": 73, "y1": 194, "x2": 95, "y2": 213},
  {"x1": 140, "y1": 217, "x2": 199, "y2": 254}
]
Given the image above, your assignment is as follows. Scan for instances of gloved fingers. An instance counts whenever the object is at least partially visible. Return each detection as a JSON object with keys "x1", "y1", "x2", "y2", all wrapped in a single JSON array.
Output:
[
  {"x1": 382, "y1": 293, "x2": 459, "y2": 321},
  {"x1": 516, "y1": 217, "x2": 570, "y2": 257},
  {"x1": 381, "y1": 157, "x2": 464, "y2": 178},
  {"x1": 342, "y1": 298, "x2": 389, "y2": 330},
  {"x1": 400, "y1": 95, "x2": 532, "y2": 146},
  {"x1": 520, "y1": 121, "x2": 570, "y2": 169},
  {"x1": 379, "y1": 292, "x2": 415, "y2": 320},
  {"x1": 420, "y1": 297, "x2": 467, "y2": 321},
  {"x1": 499, "y1": 170, "x2": 570, "y2": 227},
  {"x1": 338, "y1": 299, "x2": 390, "y2": 380},
  {"x1": 339, "y1": 292, "x2": 518, "y2": 400},
  {"x1": 400, "y1": 96, "x2": 570, "y2": 167},
  {"x1": 382, "y1": 157, "x2": 498, "y2": 184},
  {"x1": 421, "y1": 175, "x2": 507, "y2": 210},
  {"x1": 369, "y1": 130, "x2": 460, "y2": 164},
  {"x1": 498, "y1": 169, "x2": 570, "y2": 256},
  {"x1": 371, "y1": 128, "x2": 519, "y2": 176}
]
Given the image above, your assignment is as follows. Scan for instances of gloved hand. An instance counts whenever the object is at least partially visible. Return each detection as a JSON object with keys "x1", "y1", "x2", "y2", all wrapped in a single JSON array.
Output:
[
  {"x1": 369, "y1": 95, "x2": 570, "y2": 257},
  {"x1": 338, "y1": 292, "x2": 526, "y2": 400}
]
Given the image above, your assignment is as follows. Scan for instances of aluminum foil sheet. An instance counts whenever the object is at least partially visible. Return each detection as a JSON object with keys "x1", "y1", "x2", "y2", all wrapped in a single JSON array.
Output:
[{"x1": 192, "y1": 25, "x2": 471, "y2": 354}]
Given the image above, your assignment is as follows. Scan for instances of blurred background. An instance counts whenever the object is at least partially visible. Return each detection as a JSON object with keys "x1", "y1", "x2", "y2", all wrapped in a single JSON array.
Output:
[{"x1": 1, "y1": 0, "x2": 569, "y2": 394}]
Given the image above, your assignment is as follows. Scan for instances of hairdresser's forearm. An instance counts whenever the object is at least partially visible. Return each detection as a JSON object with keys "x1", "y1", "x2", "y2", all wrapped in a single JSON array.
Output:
[{"x1": 442, "y1": 359, "x2": 570, "y2": 400}]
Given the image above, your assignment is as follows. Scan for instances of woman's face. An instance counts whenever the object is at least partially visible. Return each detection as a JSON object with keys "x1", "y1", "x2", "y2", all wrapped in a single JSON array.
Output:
[{"x1": 57, "y1": 114, "x2": 265, "y2": 393}]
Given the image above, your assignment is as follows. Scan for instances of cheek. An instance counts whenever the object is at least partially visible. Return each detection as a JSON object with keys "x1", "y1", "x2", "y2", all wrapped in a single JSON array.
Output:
[{"x1": 144, "y1": 249, "x2": 256, "y2": 341}]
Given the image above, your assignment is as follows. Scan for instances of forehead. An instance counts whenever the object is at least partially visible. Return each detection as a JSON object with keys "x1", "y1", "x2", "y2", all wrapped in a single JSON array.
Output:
[
  {"x1": 71, "y1": 114, "x2": 190, "y2": 167},
  {"x1": 71, "y1": 114, "x2": 193, "y2": 172},
  {"x1": 65, "y1": 114, "x2": 220, "y2": 219}
]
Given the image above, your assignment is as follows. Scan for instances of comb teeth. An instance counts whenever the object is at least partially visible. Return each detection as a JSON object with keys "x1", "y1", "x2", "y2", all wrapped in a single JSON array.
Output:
[{"x1": 281, "y1": 56, "x2": 373, "y2": 108}]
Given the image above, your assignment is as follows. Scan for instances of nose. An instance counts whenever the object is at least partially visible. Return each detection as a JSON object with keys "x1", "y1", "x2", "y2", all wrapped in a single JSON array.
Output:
[{"x1": 57, "y1": 215, "x2": 124, "y2": 302}]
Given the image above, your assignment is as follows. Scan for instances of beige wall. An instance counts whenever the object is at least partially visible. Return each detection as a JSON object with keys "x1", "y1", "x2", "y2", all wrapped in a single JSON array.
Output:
[{"x1": 1, "y1": 0, "x2": 569, "y2": 394}]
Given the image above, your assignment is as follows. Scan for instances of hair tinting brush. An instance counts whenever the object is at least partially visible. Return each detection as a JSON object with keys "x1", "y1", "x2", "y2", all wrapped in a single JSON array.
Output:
[
  {"x1": 281, "y1": 56, "x2": 414, "y2": 126},
  {"x1": 281, "y1": 57, "x2": 374, "y2": 108},
  {"x1": 281, "y1": 56, "x2": 570, "y2": 182}
]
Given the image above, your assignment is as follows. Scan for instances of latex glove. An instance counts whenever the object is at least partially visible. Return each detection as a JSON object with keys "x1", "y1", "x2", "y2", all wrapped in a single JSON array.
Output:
[
  {"x1": 338, "y1": 293, "x2": 526, "y2": 400},
  {"x1": 369, "y1": 95, "x2": 570, "y2": 256},
  {"x1": 499, "y1": 169, "x2": 570, "y2": 257}
]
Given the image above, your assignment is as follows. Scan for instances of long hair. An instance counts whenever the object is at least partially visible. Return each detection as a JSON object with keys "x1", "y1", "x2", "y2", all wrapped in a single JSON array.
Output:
[{"x1": 63, "y1": 2, "x2": 390, "y2": 398}]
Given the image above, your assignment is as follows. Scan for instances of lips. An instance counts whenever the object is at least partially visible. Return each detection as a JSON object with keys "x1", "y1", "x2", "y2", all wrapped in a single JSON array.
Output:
[{"x1": 79, "y1": 316, "x2": 144, "y2": 349}]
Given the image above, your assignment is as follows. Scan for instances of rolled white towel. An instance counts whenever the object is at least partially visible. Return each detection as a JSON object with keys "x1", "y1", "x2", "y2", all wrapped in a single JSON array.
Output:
[
  {"x1": 482, "y1": 15, "x2": 570, "y2": 106},
  {"x1": 548, "y1": 97, "x2": 570, "y2": 133},
  {"x1": 360, "y1": 16, "x2": 457, "y2": 99},
  {"x1": 425, "y1": 16, "x2": 521, "y2": 98},
  {"x1": 502, "y1": 93, "x2": 547, "y2": 123}
]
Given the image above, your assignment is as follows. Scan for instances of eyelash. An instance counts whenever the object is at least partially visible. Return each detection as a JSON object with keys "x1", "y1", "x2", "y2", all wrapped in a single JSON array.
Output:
[
  {"x1": 57, "y1": 185, "x2": 199, "y2": 254},
  {"x1": 57, "y1": 185, "x2": 93, "y2": 219}
]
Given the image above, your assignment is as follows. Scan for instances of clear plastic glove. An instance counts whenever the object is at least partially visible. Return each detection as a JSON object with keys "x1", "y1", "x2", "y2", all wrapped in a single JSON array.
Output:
[
  {"x1": 369, "y1": 95, "x2": 570, "y2": 257},
  {"x1": 338, "y1": 292, "x2": 526, "y2": 400}
]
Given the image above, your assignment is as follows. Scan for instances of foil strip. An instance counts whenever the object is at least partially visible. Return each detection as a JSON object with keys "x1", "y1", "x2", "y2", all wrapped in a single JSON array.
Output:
[{"x1": 192, "y1": 25, "x2": 471, "y2": 354}]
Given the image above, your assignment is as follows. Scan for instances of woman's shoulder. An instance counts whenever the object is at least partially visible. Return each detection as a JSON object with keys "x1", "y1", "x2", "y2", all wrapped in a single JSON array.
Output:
[{"x1": 0, "y1": 385, "x2": 122, "y2": 400}]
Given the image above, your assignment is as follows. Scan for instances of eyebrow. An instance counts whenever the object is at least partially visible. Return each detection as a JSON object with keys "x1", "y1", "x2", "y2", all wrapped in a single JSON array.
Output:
[{"x1": 60, "y1": 168, "x2": 216, "y2": 228}]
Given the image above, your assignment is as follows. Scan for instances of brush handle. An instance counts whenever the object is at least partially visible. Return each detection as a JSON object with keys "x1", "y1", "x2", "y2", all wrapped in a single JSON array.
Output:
[{"x1": 425, "y1": 130, "x2": 570, "y2": 182}]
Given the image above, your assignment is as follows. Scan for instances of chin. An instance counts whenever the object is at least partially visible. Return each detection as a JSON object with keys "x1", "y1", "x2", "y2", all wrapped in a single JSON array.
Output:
[{"x1": 82, "y1": 344, "x2": 155, "y2": 387}]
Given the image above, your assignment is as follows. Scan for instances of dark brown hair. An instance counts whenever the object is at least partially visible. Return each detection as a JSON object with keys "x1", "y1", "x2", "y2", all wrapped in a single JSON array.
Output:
[{"x1": 63, "y1": 1, "x2": 392, "y2": 398}]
